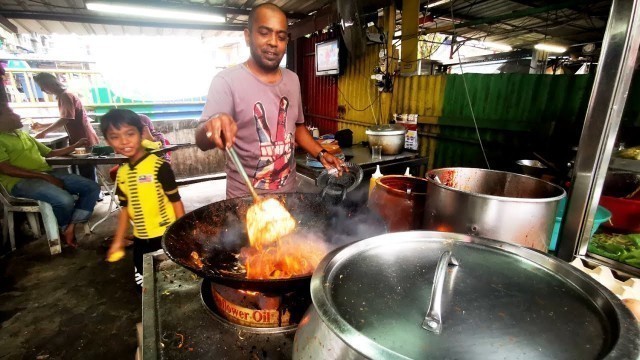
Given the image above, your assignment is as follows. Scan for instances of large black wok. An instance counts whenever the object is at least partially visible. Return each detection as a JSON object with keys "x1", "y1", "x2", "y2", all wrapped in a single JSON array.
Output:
[{"x1": 162, "y1": 193, "x2": 387, "y2": 293}]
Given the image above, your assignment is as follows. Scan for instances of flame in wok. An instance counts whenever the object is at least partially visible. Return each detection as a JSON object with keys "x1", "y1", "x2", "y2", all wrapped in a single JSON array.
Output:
[{"x1": 243, "y1": 198, "x2": 328, "y2": 279}]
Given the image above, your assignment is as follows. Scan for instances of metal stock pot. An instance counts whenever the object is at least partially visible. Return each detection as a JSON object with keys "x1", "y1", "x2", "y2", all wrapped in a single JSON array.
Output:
[
  {"x1": 424, "y1": 168, "x2": 566, "y2": 252},
  {"x1": 293, "y1": 231, "x2": 640, "y2": 360}
]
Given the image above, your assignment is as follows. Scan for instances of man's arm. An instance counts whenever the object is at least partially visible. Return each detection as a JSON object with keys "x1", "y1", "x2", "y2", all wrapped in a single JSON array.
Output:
[
  {"x1": 45, "y1": 138, "x2": 89, "y2": 157},
  {"x1": 34, "y1": 118, "x2": 70, "y2": 139},
  {"x1": 0, "y1": 161, "x2": 64, "y2": 188},
  {"x1": 294, "y1": 124, "x2": 346, "y2": 173},
  {"x1": 295, "y1": 124, "x2": 323, "y2": 158}
]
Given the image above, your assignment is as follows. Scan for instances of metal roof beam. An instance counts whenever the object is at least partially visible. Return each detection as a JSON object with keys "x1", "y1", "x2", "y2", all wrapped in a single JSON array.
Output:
[
  {"x1": 0, "y1": 14, "x2": 18, "y2": 33},
  {"x1": 422, "y1": 0, "x2": 601, "y2": 34}
]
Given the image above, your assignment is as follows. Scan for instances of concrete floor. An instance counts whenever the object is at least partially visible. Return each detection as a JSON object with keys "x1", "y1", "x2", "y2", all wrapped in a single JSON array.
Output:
[{"x1": 0, "y1": 180, "x2": 227, "y2": 360}]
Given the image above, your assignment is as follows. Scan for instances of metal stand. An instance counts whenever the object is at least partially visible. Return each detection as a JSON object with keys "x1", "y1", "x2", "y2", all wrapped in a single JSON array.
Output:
[
  {"x1": 90, "y1": 169, "x2": 120, "y2": 232},
  {"x1": 558, "y1": 0, "x2": 640, "y2": 270}
]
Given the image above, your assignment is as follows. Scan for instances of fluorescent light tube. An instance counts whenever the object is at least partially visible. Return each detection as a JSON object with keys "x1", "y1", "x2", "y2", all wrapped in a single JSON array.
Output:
[
  {"x1": 86, "y1": 2, "x2": 225, "y2": 23},
  {"x1": 483, "y1": 42, "x2": 512, "y2": 52},
  {"x1": 425, "y1": 0, "x2": 452, "y2": 9},
  {"x1": 534, "y1": 43, "x2": 567, "y2": 53}
]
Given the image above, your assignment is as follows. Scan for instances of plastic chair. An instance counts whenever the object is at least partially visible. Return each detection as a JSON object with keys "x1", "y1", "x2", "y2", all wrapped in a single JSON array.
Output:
[{"x1": 0, "y1": 183, "x2": 62, "y2": 255}]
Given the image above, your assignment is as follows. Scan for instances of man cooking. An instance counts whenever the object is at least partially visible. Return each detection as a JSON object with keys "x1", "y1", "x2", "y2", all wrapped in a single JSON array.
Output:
[{"x1": 195, "y1": 2, "x2": 344, "y2": 199}]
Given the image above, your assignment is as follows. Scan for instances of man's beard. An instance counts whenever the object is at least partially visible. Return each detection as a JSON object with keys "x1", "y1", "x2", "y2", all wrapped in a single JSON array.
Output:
[{"x1": 250, "y1": 46, "x2": 283, "y2": 72}]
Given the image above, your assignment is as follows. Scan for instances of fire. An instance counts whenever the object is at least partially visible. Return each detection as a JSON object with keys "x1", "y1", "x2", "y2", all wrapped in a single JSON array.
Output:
[
  {"x1": 246, "y1": 198, "x2": 296, "y2": 250},
  {"x1": 240, "y1": 235, "x2": 328, "y2": 279},
  {"x1": 243, "y1": 197, "x2": 328, "y2": 279}
]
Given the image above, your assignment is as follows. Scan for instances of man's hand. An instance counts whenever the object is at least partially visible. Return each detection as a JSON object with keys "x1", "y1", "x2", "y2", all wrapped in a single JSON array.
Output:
[
  {"x1": 72, "y1": 138, "x2": 89, "y2": 148},
  {"x1": 34, "y1": 131, "x2": 46, "y2": 139},
  {"x1": 202, "y1": 113, "x2": 237, "y2": 149},
  {"x1": 41, "y1": 174, "x2": 64, "y2": 188},
  {"x1": 319, "y1": 152, "x2": 348, "y2": 176}
]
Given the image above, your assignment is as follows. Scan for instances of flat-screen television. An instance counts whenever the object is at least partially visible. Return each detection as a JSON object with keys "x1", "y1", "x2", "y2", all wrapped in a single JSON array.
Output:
[{"x1": 315, "y1": 39, "x2": 341, "y2": 76}]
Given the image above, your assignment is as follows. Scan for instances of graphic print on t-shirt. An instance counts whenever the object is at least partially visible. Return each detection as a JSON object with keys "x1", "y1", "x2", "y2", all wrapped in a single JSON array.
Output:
[{"x1": 252, "y1": 97, "x2": 294, "y2": 190}]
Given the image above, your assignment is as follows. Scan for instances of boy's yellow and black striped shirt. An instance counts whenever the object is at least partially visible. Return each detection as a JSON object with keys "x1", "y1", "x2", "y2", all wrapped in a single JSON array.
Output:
[{"x1": 115, "y1": 153, "x2": 181, "y2": 239}]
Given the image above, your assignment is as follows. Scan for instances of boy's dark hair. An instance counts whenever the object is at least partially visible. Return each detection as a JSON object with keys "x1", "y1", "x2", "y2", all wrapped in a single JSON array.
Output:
[{"x1": 100, "y1": 109, "x2": 144, "y2": 136}]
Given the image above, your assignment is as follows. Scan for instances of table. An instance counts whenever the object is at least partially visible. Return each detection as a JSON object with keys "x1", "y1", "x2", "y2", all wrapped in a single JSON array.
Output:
[
  {"x1": 46, "y1": 154, "x2": 128, "y2": 232},
  {"x1": 35, "y1": 132, "x2": 69, "y2": 149},
  {"x1": 295, "y1": 144, "x2": 427, "y2": 182}
]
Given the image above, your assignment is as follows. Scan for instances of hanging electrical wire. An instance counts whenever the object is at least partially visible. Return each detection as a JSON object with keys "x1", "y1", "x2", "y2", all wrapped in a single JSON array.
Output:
[{"x1": 449, "y1": 2, "x2": 491, "y2": 169}]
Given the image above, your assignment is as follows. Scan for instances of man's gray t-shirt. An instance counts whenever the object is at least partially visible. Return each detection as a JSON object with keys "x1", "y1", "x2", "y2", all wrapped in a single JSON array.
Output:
[{"x1": 200, "y1": 64, "x2": 304, "y2": 199}]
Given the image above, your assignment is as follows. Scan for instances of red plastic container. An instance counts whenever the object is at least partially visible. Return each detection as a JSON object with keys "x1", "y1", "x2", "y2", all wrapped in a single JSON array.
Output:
[{"x1": 599, "y1": 196, "x2": 640, "y2": 233}]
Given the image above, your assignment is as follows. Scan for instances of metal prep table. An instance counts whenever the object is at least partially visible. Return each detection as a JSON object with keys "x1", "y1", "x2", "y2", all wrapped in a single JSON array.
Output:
[
  {"x1": 142, "y1": 251, "x2": 295, "y2": 360},
  {"x1": 295, "y1": 144, "x2": 428, "y2": 182}
]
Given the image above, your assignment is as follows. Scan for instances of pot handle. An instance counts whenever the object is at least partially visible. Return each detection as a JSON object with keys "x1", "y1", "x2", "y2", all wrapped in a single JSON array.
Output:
[
  {"x1": 320, "y1": 183, "x2": 347, "y2": 204},
  {"x1": 422, "y1": 251, "x2": 459, "y2": 334}
]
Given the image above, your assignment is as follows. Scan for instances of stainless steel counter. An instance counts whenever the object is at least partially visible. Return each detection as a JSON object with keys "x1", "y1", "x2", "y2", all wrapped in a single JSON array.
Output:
[{"x1": 295, "y1": 144, "x2": 427, "y2": 182}]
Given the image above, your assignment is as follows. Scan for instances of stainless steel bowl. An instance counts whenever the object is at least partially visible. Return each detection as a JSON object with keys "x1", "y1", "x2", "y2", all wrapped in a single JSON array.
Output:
[
  {"x1": 516, "y1": 159, "x2": 547, "y2": 178},
  {"x1": 425, "y1": 167, "x2": 566, "y2": 252}
]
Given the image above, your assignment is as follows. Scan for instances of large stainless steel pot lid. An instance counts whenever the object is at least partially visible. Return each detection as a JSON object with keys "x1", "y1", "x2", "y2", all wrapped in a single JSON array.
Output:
[
  {"x1": 365, "y1": 124, "x2": 407, "y2": 135},
  {"x1": 310, "y1": 231, "x2": 640, "y2": 360}
]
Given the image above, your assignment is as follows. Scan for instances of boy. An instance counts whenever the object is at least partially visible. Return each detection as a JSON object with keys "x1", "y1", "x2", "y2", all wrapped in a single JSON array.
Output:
[{"x1": 100, "y1": 109, "x2": 185, "y2": 289}]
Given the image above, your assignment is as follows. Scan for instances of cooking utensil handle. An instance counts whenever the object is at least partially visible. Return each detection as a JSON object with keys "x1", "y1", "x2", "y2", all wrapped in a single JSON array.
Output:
[
  {"x1": 226, "y1": 147, "x2": 260, "y2": 202},
  {"x1": 320, "y1": 183, "x2": 347, "y2": 203},
  {"x1": 422, "y1": 251, "x2": 459, "y2": 334}
]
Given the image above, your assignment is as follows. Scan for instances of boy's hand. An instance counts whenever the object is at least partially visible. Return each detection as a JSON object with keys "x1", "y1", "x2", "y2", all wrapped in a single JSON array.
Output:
[{"x1": 106, "y1": 244, "x2": 125, "y2": 262}]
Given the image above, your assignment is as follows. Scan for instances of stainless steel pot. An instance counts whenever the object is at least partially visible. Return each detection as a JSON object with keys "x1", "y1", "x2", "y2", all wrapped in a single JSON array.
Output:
[
  {"x1": 424, "y1": 167, "x2": 566, "y2": 252},
  {"x1": 293, "y1": 231, "x2": 640, "y2": 360},
  {"x1": 366, "y1": 124, "x2": 406, "y2": 155}
]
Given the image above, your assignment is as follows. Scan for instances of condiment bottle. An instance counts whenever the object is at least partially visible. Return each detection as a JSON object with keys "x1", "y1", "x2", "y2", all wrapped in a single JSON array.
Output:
[{"x1": 369, "y1": 165, "x2": 383, "y2": 197}]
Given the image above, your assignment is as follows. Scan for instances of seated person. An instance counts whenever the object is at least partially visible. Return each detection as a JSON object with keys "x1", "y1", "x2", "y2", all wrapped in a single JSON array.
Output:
[{"x1": 0, "y1": 103, "x2": 101, "y2": 247}]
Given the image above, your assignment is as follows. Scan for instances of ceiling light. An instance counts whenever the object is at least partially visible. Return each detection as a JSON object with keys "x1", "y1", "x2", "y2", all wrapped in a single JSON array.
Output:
[
  {"x1": 86, "y1": 2, "x2": 225, "y2": 23},
  {"x1": 425, "y1": 0, "x2": 452, "y2": 9},
  {"x1": 534, "y1": 43, "x2": 567, "y2": 53},
  {"x1": 483, "y1": 42, "x2": 512, "y2": 52}
]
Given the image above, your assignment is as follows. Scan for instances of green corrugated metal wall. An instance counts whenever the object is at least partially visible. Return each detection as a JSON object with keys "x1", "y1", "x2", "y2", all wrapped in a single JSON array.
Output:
[{"x1": 434, "y1": 74, "x2": 595, "y2": 169}]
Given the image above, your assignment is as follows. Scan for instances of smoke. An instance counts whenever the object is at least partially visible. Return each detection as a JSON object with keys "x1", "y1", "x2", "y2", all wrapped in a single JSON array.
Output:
[{"x1": 324, "y1": 186, "x2": 387, "y2": 248}]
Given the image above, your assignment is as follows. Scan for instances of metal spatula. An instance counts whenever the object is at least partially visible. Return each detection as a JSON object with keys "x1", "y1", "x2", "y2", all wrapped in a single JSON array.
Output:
[{"x1": 225, "y1": 146, "x2": 260, "y2": 202}]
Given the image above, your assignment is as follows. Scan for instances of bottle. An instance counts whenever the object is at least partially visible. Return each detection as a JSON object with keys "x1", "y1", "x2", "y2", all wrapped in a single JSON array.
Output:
[
  {"x1": 369, "y1": 165, "x2": 383, "y2": 197},
  {"x1": 404, "y1": 167, "x2": 412, "y2": 176}
]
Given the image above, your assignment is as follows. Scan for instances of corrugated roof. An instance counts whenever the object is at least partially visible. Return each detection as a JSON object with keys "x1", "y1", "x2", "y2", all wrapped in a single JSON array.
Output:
[
  {"x1": 0, "y1": 0, "x2": 612, "y2": 48},
  {"x1": 423, "y1": 0, "x2": 611, "y2": 48},
  {"x1": 0, "y1": 0, "x2": 332, "y2": 37}
]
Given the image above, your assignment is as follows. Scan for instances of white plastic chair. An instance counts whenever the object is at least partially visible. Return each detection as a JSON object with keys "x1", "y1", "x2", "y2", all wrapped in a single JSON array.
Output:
[{"x1": 0, "y1": 183, "x2": 62, "y2": 255}]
